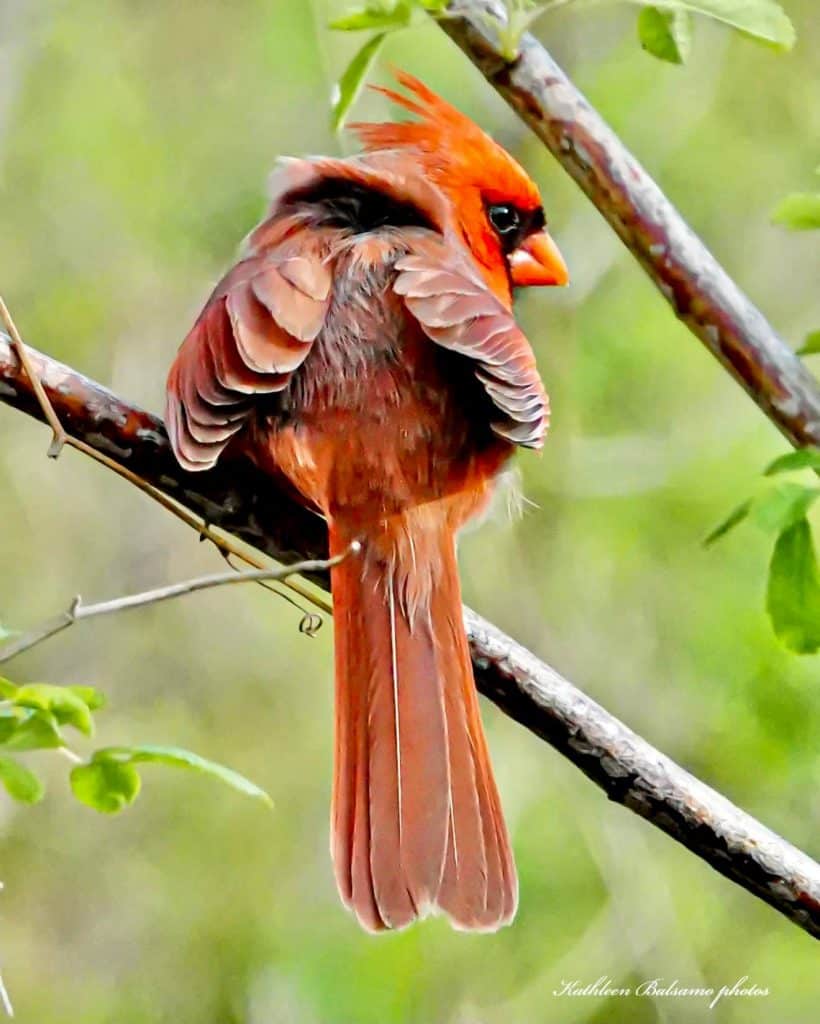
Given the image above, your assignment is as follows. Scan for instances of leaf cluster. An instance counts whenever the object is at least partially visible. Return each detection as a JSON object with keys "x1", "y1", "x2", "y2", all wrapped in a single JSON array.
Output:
[
  {"x1": 0, "y1": 676, "x2": 271, "y2": 812},
  {"x1": 328, "y1": 0, "x2": 795, "y2": 128},
  {"x1": 706, "y1": 449, "x2": 820, "y2": 655}
]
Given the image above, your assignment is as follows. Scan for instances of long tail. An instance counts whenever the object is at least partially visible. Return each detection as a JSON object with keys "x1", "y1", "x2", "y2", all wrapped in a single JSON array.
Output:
[{"x1": 328, "y1": 517, "x2": 517, "y2": 932}]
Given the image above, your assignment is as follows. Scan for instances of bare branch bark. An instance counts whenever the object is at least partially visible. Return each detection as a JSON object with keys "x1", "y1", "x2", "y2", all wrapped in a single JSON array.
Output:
[
  {"x1": 0, "y1": 332, "x2": 329, "y2": 570},
  {"x1": 439, "y1": 0, "x2": 820, "y2": 450},
  {"x1": 2, "y1": 333, "x2": 819, "y2": 939}
]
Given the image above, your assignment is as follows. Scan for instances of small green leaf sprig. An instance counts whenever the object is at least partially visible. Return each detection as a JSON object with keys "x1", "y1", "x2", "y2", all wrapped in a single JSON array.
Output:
[
  {"x1": 706, "y1": 449, "x2": 820, "y2": 656},
  {"x1": 0, "y1": 677, "x2": 271, "y2": 813},
  {"x1": 328, "y1": 0, "x2": 795, "y2": 126},
  {"x1": 330, "y1": 1, "x2": 448, "y2": 130}
]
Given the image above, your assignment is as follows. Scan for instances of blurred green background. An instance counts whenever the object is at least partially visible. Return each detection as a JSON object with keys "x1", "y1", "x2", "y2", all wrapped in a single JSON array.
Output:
[{"x1": 1, "y1": 1, "x2": 818, "y2": 1021}]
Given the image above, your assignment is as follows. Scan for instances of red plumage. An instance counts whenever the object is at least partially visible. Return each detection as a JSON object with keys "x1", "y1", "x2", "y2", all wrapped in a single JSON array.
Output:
[{"x1": 166, "y1": 72, "x2": 568, "y2": 931}]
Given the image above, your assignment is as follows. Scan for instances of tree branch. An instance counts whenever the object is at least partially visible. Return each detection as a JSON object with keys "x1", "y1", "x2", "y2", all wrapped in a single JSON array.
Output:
[
  {"x1": 0, "y1": 547, "x2": 357, "y2": 665},
  {"x1": 2, "y1": 333, "x2": 819, "y2": 939},
  {"x1": 439, "y1": 0, "x2": 820, "y2": 450},
  {"x1": 0, "y1": 296, "x2": 333, "y2": 621}
]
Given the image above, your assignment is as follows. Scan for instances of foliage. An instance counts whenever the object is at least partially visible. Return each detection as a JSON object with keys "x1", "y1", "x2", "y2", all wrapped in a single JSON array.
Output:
[
  {"x1": 0, "y1": 676, "x2": 271, "y2": 812},
  {"x1": 798, "y1": 330, "x2": 820, "y2": 357},
  {"x1": 771, "y1": 192, "x2": 820, "y2": 231},
  {"x1": 707, "y1": 169, "x2": 819, "y2": 645},
  {"x1": 628, "y1": 1, "x2": 794, "y2": 51},
  {"x1": 329, "y1": 0, "x2": 795, "y2": 122},
  {"x1": 706, "y1": 451, "x2": 820, "y2": 655},
  {"x1": 772, "y1": 169, "x2": 820, "y2": 354},
  {"x1": 638, "y1": 6, "x2": 692, "y2": 63},
  {"x1": 331, "y1": 32, "x2": 389, "y2": 130},
  {"x1": 766, "y1": 519, "x2": 820, "y2": 655}
]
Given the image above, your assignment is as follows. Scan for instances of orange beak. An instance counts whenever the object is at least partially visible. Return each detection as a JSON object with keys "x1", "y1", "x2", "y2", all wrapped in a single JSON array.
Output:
[{"x1": 509, "y1": 230, "x2": 569, "y2": 288}]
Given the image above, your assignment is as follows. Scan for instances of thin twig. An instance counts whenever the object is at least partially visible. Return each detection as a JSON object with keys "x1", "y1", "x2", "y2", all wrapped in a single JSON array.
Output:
[
  {"x1": 217, "y1": 549, "x2": 324, "y2": 635},
  {"x1": 64, "y1": 437, "x2": 332, "y2": 615},
  {"x1": 0, "y1": 296, "x2": 66, "y2": 457},
  {"x1": 85, "y1": 438, "x2": 332, "y2": 614},
  {"x1": 0, "y1": 545, "x2": 358, "y2": 665}
]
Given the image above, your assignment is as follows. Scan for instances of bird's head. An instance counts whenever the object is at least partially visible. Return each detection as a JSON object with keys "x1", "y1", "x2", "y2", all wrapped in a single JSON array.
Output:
[{"x1": 350, "y1": 70, "x2": 568, "y2": 303}]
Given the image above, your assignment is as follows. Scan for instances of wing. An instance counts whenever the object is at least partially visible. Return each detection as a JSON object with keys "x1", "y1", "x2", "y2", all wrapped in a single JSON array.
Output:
[
  {"x1": 166, "y1": 232, "x2": 332, "y2": 471},
  {"x1": 393, "y1": 244, "x2": 549, "y2": 450}
]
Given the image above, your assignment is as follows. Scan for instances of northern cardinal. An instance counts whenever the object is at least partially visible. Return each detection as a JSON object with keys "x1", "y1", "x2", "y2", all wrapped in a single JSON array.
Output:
[{"x1": 166, "y1": 72, "x2": 567, "y2": 932}]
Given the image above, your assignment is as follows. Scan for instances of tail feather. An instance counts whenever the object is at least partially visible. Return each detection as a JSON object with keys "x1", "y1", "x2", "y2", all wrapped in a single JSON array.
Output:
[
  {"x1": 331, "y1": 581, "x2": 383, "y2": 929},
  {"x1": 350, "y1": 697, "x2": 383, "y2": 931},
  {"x1": 330, "y1": 587, "x2": 354, "y2": 902},
  {"x1": 436, "y1": 648, "x2": 489, "y2": 925},
  {"x1": 466, "y1": 683, "x2": 518, "y2": 925},
  {"x1": 435, "y1": 600, "x2": 518, "y2": 929},
  {"x1": 329, "y1": 518, "x2": 517, "y2": 932},
  {"x1": 363, "y1": 570, "x2": 449, "y2": 925}
]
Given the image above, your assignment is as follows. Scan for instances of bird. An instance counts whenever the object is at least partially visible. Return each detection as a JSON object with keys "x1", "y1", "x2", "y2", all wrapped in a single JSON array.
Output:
[{"x1": 165, "y1": 70, "x2": 568, "y2": 933}]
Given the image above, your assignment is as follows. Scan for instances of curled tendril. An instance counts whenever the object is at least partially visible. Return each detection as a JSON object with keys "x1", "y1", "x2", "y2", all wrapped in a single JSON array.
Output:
[
  {"x1": 298, "y1": 612, "x2": 324, "y2": 637},
  {"x1": 217, "y1": 549, "x2": 324, "y2": 636}
]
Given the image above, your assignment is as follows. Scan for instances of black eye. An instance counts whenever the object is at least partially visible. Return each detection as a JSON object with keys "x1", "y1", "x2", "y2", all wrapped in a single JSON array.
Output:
[{"x1": 488, "y1": 204, "x2": 520, "y2": 235}]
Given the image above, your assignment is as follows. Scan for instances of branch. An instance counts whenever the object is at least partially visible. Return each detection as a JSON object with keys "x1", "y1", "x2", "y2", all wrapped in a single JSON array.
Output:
[
  {"x1": 2, "y1": 335, "x2": 819, "y2": 939},
  {"x1": 0, "y1": 299, "x2": 332, "y2": 618},
  {"x1": 0, "y1": 547, "x2": 357, "y2": 665},
  {"x1": 0, "y1": 331, "x2": 329, "y2": 568},
  {"x1": 439, "y1": 1, "x2": 820, "y2": 451}
]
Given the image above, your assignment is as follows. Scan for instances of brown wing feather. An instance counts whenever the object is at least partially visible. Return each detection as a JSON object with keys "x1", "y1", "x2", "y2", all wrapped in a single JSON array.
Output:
[
  {"x1": 166, "y1": 236, "x2": 331, "y2": 472},
  {"x1": 394, "y1": 248, "x2": 549, "y2": 450}
]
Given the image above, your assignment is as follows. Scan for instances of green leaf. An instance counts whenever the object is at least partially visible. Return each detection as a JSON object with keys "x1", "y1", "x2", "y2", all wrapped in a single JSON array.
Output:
[
  {"x1": 13, "y1": 683, "x2": 94, "y2": 736},
  {"x1": 796, "y1": 330, "x2": 820, "y2": 357},
  {"x1": 764, "y1": 448, "x2": 820, "y2": 476},
  {"x1": 638, "y1": 7, "x2": 692, "y2": 63},
  {"x1": 751, "y1": 483, "x2": 820, "y2": 533},
  {"x1": 0, "y1": 709, "x2": 20, "y2": 744},
  {"x1": 94, "y1": 745, "x2": 273, "y2": 807},
  {"x1": 0, "y1": 709, "x2": 63, "y2": 751},
  {"x1": 0, "y1": 755, "x2": 45, "y2": 803},
  {"x1": 331, "y1": 32, "x2": 387, "y2": 132},
  {"x1": 766, "y1": 518, "x2": 820, "y2": 654},
  {"x1": 330, "y1": 1, "x2": 412, "y2": 31},
  {"x1": 0, "y1": 677, "x2": 17, "y2": 698},
  {"x1": 629, "y1": 1, "x2": 794, "y2": 50},
  {"x1": 703, "y1": 498, "x2": 751, "y2": 546},
  {"x1": 771, "y1": 193, "x2": 820, "y2": 230},
  {"x1": 67, "y1": 685, "x2": 106, "y2": 711},
  {"x1": 70, "y1": 759, "x2": 141, "y2": 814}
]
